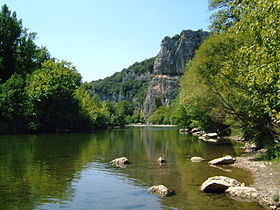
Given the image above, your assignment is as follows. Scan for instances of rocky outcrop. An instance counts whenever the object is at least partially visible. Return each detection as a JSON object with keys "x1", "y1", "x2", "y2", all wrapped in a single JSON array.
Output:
[
  {"x1": 208, "y1": 155, "x2": 235, "y2": 165},
  {"x1": 144, "y1": 30, "x2": 209, "y2": 119},
  {"x1": 201, "y1": 176, "x2": 241, "y2": 193},
  {"x1": 144, "y1": 74, "x2": 180, "y2": 118},
  {"x1": 153, "y1": 30, "x2": 209, "y2": 75},
  {"x1": 148, "y1": 185, "x2": 174, "y2": 196},
  {"x1": 89, "y1": 30, "x2": 209, "y2": 119}
]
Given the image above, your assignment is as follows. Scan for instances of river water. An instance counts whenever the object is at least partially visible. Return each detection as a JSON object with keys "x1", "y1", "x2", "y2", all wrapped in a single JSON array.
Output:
[{"x1": 0, "y1": 127, "x2": 263, "y2": 209}]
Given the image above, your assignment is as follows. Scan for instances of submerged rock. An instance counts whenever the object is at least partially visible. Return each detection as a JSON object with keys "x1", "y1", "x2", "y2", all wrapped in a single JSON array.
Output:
[
  {"x1": 208, "y1": 155, "x2": 235, "y2": 165},
  {"x1": 201, "y1": 176, "x2": 241, "y2": 193},
  {"x1": 110, "y1": 157, "x2": 129, "y2": 167},
  {"x1": 191, "y1": 157, "x2": 205, "y2": 163},
  {"x1": 157, "y1": 157, "x2": 165, "y2": 163},
  {"x1": 209, "y1": 164, "x2": 232, "y2": 173},
  {"x1": 148, "y1": 185, "x2": 174, "y2": 196}
]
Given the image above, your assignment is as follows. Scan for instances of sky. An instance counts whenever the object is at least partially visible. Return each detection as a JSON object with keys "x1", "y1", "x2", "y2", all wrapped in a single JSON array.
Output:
[{"x1": 2, "y1": 0, "x2": 211, "y2": 82}]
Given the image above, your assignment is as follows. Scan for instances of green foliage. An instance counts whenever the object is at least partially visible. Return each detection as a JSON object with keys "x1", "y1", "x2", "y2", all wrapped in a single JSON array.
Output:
[
  {"x1": 74, "y1": 87, "x2": 109, "y2": 129},
  {"x1": 90, "y1": 57, "x2": 154, "y2": 107},
  {"x1": 178, "y1": 0, "x2": 279, "y2": 159},
  {"x1": 208, "y1": 0, "x2": 242, "y2": 32},
  {"x1": 0, "y1": 4, "x2": 49, "y2": 82},
  {"x1": 0, "y1": 73, "x2": 25, "y2": 121},
  {"x1": 148, "y1": 106, "x2": 178, "y2": 125},
  {"x1": 24, "y1": 60, "x2": 82, "y2": 131}
]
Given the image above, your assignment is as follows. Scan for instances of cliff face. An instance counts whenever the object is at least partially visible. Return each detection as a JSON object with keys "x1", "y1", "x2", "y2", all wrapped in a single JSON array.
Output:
[
  {"x1": 89, "y1": 30, "x2": 209, "y2": 119},
  {"x1": 143, "y1": 30, "x2": 209, "y2": 119}
]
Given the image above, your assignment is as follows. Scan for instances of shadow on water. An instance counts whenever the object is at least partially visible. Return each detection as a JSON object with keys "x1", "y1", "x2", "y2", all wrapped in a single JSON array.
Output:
[{"x1": 0, "y1": 128, "x2": 263, "y2": 209}]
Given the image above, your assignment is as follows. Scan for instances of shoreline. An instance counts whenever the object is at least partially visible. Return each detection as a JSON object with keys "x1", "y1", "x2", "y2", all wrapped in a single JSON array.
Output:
[
  {"x1": 126, "y1": 124, "x2": 177, "y2": 128},
  {"x1": 233, "y1": 150, "x2": 280, "y2": 209}
]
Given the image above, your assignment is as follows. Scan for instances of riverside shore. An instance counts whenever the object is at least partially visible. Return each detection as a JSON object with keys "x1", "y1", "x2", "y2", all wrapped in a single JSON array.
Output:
[
  {"x1": 126, "y1": 124, "x2": 177, "y2": 127},
  {"x1": 233, "y1": 150, "x2": 280, "y2": 209}
]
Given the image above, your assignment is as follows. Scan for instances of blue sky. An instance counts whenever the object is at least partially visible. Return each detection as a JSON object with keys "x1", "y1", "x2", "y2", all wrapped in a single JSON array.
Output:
[{"x1": 2, "y1": 0, "x2": 210, "y2": 82}]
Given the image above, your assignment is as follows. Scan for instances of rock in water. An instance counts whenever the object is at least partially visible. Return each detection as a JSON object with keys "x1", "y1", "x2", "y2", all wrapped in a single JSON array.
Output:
[
  {"x1": 201, "y1": 176, "x2": 241, "y2": 193},
  {"x1": 208, "y1": 155, "x2": 235, "y2": 165},
  {"x1": 225, "y1": 187, "x2": 260, "y2": 202},
  {"x1": 191, "y1": 157, "x2": 205, "y2": 162},
  {"x1": 110, "y1": 157, "x2": 129, "y2": 167},
  {"x1": 204, "y1": 132, "x2": 219, "y2": 138},
  {"x1": 157, "y1": 157, "x2": 165, "y2": 163},
  {"x1": 149, "y1": 185, "x2": 174, "y2": 196}
]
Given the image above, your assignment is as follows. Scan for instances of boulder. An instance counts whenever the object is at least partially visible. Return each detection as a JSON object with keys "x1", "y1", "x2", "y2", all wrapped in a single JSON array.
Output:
[
  {"x1": 191, "y1": 157, "x2": 205, "y2": 163},
  {"x1": 226, "y1": 187, "x2": 260, "y2": 202},
  {"x1": 204, "y1": 132, "x2": 219, "y2": 138},
  {"x1": 110, "y1": 157, "x2": 129, "y2": 166},
  {"x1": 148, "y1": 185, "x2": 174, "y2": 196},
  {"x1": 157, "y1": 157, "x2": 165, "y2": 163},
  {"x1": 201, "y1": 176, "x2": 241, "y2": 193},
  {"x1": 179, "y1": 128, "x2": 189, "y2": 133},
  {"x1": 191, "y1": 128, "x2": 200, "y2": 133},
  {"x1": 208, "y1": 155, "x2": 235, "y2": 165}
]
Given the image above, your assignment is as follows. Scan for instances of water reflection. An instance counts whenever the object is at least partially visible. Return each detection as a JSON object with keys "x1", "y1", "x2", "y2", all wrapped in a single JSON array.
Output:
[{"x1": 0, "y1": 128, "x2": 263, "y2": 209}]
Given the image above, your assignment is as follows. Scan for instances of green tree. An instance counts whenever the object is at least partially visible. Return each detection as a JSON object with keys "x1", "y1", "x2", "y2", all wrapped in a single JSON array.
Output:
[
  {"x1": 25, "y1": 60, "x2": 82, "y2": 132},
  {"x1": 0, "y1": 4, "x2": 22, "y2": 81}
]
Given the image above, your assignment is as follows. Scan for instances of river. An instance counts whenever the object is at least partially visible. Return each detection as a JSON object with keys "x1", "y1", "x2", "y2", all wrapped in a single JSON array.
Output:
[{"x1": 0, "y1": 127, "x2": 263, "y2": 209}]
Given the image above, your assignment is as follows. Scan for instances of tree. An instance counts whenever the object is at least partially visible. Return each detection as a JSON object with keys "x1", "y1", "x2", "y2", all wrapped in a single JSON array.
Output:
[
  {"x1": 25, "y1": 60, "x2": 82, "y2": 132},
  {"x1": 208, "y1": 0, "x2": 241, "y2": 32},
  {"x1": 0, "y1": 4, "x2": 22, "y2": 81}
]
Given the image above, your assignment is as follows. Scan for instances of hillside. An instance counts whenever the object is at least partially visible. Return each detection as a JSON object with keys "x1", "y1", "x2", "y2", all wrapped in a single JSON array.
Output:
[
  {"x1": 89, "y1": 57, "x2": 154, "y2": 108},
  {"x1": 89, "y1": 30, "x2": 209, "y2": 117}
]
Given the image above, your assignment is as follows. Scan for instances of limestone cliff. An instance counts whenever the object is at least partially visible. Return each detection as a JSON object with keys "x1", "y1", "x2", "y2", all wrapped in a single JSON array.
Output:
[{"x1": 143, "y1": 30, "x2": 209, "y2": 119}]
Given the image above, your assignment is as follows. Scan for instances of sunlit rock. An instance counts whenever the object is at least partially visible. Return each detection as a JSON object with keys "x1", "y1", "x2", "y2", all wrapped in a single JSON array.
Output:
[
  {"x1": 191, "y1": 157, "x2": 205, "y2": 162},
  {"x1": 110, "y1": 157, "x2": 129, "y2": 167},
  {"x1": 201, "y1": 176, "x2": 241, "y2": 193},
  {"x1": 157, "y1": 157, "x2": 165, "y2": 163},
  {"x1": 208, "y1": 155, "x2": 235, "y2": 165},
  {"x1": 148, "y1": 185, "x2": 174, "y2": 196}
]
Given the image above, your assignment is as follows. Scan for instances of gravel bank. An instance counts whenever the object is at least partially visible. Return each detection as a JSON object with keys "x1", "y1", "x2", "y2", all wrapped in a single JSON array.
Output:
[{"x1": 234, "y1": 152, "x2": 280, "y2": 209}]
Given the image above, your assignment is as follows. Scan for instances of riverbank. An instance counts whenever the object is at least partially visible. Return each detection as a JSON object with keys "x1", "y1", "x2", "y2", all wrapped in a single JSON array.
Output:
[
  {"x1": 126, "y1": 124, "x2": 177, "y2": 127},
  {"x1": 233, "y1": 150, "x2": 280, "y2": 209}
]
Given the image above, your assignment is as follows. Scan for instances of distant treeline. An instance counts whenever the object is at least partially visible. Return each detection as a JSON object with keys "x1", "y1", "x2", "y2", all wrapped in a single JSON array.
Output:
[
  {"x1": 0, "y1": 4, "x2": 142, "y2": 134},
  {"x1": 1, "y1": 1, "x2": 279, "y2": 160}
]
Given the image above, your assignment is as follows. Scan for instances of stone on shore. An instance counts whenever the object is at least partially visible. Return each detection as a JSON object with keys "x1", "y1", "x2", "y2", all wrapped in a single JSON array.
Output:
[
  {"x1": 191, "y1": 128, "x2": 200, "y2": 133},
  {"x1": 226, "y1": 187, "x2": 260, "y2": 202},
  {"x1": 203, "y1": 132, "x2": 219, "y2": 138},
  {"x1": 191, "y1": 157, "x2": 205, "y2": 162},
  {"x1": 110, "y1": 157, "x2": 129, "y2": 166},
  {"x1": 208, "y1": 155, "x2": 235, "y2": 165},
  {"x1": 148, "y1": 185, "x2": 174, "y2": 196},
  {"x1": 179, "y1": 128, "x2": 189, "y2": 133},
  {"x1": 201, "y1": 176, "x2": 241, "y2": 193}
]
